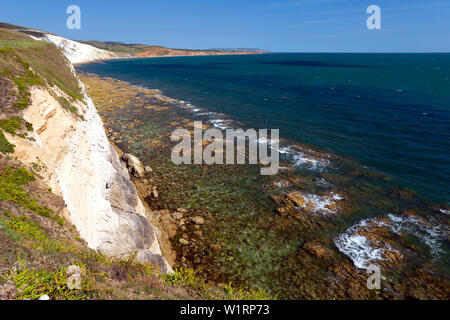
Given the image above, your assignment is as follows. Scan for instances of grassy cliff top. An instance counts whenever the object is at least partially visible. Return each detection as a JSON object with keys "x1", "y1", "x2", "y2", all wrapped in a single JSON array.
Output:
[
  {"x1": 79, "y1": 40, "x2": 166, "y2": 54},
  {"x1": 80, "y1": 40, "x2": 262, "y2": 56},
  {"x1": 0, "y1": 27, "x2": 83, "y2": 105}
]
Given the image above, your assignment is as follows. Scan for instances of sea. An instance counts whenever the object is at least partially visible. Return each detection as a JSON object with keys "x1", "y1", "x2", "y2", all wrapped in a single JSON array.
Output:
[{"x1": 77, "y1": 53, "x2": 450, "y2": 297}]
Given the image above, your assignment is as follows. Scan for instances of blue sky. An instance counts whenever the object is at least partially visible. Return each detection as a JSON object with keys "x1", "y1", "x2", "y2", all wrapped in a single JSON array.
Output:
[{"x1": 1, "y1": 0, "x2": 449, "y2": 52}]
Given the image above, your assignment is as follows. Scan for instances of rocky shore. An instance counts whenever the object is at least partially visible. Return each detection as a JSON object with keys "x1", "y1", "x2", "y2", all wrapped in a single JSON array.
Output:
[{"x1": 78, "y1": 72, "x2": 449, "y2": 299}]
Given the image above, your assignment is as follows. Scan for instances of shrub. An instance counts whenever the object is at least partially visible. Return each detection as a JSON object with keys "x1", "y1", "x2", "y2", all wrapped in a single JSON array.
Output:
[
  {"x1": 0, "y1": 131, "x2": 15, "y2": 154},
  {"x1": 9, "y1": 260, "x2": 96, "y2": 300},
  {"x1": 0, "y1": 166, "x2": 60, "y2": 223},
  {"x1": 0, "y1": 46, "x2": 15, "y2": 55},
  {"x1": 0, "y1": 116, "x2": 23, "y2": 134},
  {"x1": 58, "y1": 96, "x2": 83, "y2": 119},
  {"x1": 163, "y1": 267, "x2": 200, "y2": 287},
  {"x1": 109, "y1": 253, "x2": 155, "y2": 281}
]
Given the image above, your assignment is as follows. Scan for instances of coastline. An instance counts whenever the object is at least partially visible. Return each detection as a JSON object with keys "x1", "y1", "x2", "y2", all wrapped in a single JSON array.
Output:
[
  {"x1": 77, "y1": 70, "x2": 450, "y2": 299},
  {"x1": 72, "y1": 51, "x2": 265, "y2": 66}
]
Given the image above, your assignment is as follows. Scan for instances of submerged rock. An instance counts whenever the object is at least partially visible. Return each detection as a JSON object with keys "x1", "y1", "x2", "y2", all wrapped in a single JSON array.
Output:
[
  {"x1": 190, "y1": 216, "x2": 205, "y2": 225},
  {"x1": 303, "y1": 241, "x2": 334, "y2": 259},
  {"x1": 179, "y1": 238, "x2": 189, "y2": 245},
  {"x1": 272, "y1": 191, "x2": 343, "y2": 216},
  {"x1": 286, "y1": 191, "x2": 307, "y2": 207},
  {"x1": 172, "y1": 211, "x2": 184, "y2": 220},
  {"x1": 334, "y1": 216, "x2": 407, "y2": 270}
]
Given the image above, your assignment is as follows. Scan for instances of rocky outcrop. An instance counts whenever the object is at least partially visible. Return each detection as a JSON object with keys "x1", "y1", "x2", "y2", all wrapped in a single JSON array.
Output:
[
  {"x1": 121, "y1": 153, "x2": 145, "y2": 178},
  {"x1": 8, "y1": 67, "x2": 172, "y2": 274},
  {"x1": 270, "y1": 190, "x2": 344, "y2": 218}
]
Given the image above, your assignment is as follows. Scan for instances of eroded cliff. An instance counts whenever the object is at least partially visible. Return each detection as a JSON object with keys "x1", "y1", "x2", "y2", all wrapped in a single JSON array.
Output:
[{"x1": 0, "y1": 27, "x2": 172, "y2": 273}]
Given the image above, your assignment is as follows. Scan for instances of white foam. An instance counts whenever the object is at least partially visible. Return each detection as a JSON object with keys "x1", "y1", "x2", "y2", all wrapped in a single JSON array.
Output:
[
  {"x1": 210, "y1": 119, "x2": 229, "y2": 130},
  {"x1": 387, "y1": 214, "x2": 446, "y2": 255},
  {"x1": 331, "y1": 193, "x2": 344, "y2": 200},
  {"x1": 314, "y1": 178, "x2": 330, "y2": 186},
  {"x1": 296, "y1": 192, "x2": 343, "y2": 215},
  {"x1": 335, "y1": 232, "x2": 386, "y2": 269},
  {"x1": 278, "y1": 146, "x2": 329, "y2": 171},
  {"x1": 334, "y1": 217, "x2": 395, "y2": 269},
  {"x1": 273, "y1": 180, "x2": 291, "y2": 188},
  {"x1": 335, "y1": 213, "x2": 447, "y2": 270}
]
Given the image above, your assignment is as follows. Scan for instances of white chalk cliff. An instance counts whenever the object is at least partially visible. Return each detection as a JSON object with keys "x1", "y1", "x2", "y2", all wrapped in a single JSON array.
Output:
[
  {"x1": 8, "y1": 36, "x2": 172, "y2": 273},
  {"x1": 30, "y1": 33, "x2": 119, "y2": 64}
]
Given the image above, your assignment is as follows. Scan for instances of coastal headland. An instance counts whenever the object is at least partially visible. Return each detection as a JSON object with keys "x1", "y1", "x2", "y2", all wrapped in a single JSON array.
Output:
[{"x1": 0, "y1": 22, "x2": 448, "y2": 300}]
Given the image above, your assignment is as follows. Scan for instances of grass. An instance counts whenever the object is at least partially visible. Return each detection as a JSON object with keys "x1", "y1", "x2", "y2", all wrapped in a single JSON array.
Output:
[
  {"x1": 0, "y1": 116, "x2": 34, "y2": 152},
  {"x1": 58, "y1": 96, "x2": 84, "y2": 120},
  {"x1": 8, "y1": 260, "x2": 96, "y2": 300},
  {"x1": 163, "y1": 267, "x2": 199, "y2": 287},
  {"x1": 162, "y1": 268, "x2": 275, "y2": 300},
  {"x1": 80, "y1": 41, "x2": 168, "y2": 54},
  {"x1": 0, "y1": 130, "x2": 15, "y2": 154},
  {"x1": 0, "y1": 116, "x2": 27, "y2": 134},
  {"x1": 109, "y1": 253, "x2": 155, "y2": 282},
  {"x1": 0, "y1": 27, "x2": 83, "y2": 111},
  {"x1": 0, "y1": 215, "x2": 22, "y2": 241},
  {"x1": 0, "y1": 46, "x2": 15, "y2": 55},
  {"x1": 12, "y1": 70, "x2": 45, "y2": 110},
  {"x1": 0, "y1": 166, "x2": 60, "y2": 224}
]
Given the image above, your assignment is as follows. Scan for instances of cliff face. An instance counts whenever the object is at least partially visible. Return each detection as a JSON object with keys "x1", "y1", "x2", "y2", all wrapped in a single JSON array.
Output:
[
  {"x1": 1, "y1": 28, "x2": 172, "y2": 273},
  {"x1": 36, "y1": 34, "x2": 122, "y2": 64}
]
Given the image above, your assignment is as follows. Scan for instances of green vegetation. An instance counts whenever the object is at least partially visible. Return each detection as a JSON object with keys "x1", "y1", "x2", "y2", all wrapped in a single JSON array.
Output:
[
  {"x1": 0, "y1": 116, "x2": 34, "y2": 152},
  {"x1": 0, "y1": 131, "x2": 15, "y2": 154},
  {"x1": 162, "y1": 268, "x2": 274, "y2": 300},
  {"x1": 0, "y1": 167, "x2": 58, "y2": 223},
  {"x1": 0, "y1": 215, "x2": 22, "y2": 241},
  {"x1": 58, "y1": 96, "x2": 84, "y2": 120},
  {"x1": 80, "y1": 40, "x2": 163, "y2": 54},
  {"x1": 7, "y1": 256, "x2": 96, "y2": 300},
  {"x1": 82, "y1": 40, "x2": 218, "y2": 56},
  {"x1": 0, "y1": 27, "x2": 83, "y2": 111},
  {"x1": 109, "y1": 253, "x2": 155, "y2": 282},
  {"x1": 163, "y1": 267, "x2": 199, "y2": 287},
  {"x1": 0, "y1": 116, "x2": 26, "y2": 134},
  {"x1": 0, "y1": 46, "x2": 15, "y2": 55},
  {"x1": 12, "y1": 70, "x2": 45, "y2": 109}
]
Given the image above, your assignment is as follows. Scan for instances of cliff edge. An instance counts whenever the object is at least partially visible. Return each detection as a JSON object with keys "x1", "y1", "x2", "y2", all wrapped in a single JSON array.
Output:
[{"x1": 0, "y1": 27, "x2": 172, "y2": 273}]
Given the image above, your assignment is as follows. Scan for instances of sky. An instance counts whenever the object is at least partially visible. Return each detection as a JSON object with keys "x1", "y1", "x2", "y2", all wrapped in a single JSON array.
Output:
[{"x1": 1, "y1": 0, "x2": 450, "y2": 52}]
